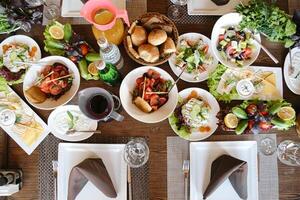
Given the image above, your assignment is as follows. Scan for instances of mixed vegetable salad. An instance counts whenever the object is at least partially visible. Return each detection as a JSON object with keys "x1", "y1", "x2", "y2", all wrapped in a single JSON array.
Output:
[
  {"x1": 169, "y1": 90, "x2": 212, "y2": 139},
  {"x1": 43, "y1": 21, "x2": 101, "y2": 81},
  {"x1": 175, "y1": 38, "x2": 213, "y2": 79},
  {"x1": 217, "y1": 26, "x2": 254, "y2": 67}
]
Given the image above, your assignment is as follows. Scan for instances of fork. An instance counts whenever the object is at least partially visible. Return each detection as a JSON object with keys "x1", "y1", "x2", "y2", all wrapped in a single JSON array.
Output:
[
  {"x1": 52, "y1": 161, "x2": 58, "y2": 200},
  {"x1": 182, "y1": 160, "x2": 190, "y2": 200}
]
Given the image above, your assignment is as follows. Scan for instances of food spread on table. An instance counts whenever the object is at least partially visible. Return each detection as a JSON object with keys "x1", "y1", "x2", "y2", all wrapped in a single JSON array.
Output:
[
  {"x1": 218, "y1": 100, "x2": 296, "y2": 135},
  {"x1": 25, "y1": 63, "x2": 73, "y2": 104},
  {"x1": 0, "y1": 42, "x2": 38, "y2": 84},
  {"x1": 217, "y1": 26, "x2": 254, "y2": 67},
  {"x1": 208, "y1": 64, "x2": 282, "y2": 102},
  {"x1": 132, "y1": 69, "x2": 171, "y2": 113},
  {"x1": 175, "y1": 37, "x2": 213, "y2": 79},
  {"x1": 0, "y1": 0, "x2": 300, "y2": 196}
]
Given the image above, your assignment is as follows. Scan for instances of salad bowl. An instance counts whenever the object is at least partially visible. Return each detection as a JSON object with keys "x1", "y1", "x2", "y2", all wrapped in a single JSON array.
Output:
[
  {"x1": 168, "y1": 32, "x2": 218, "y2": 82},
  {"x1": 23, "y1": 56, "x2": 80, "y2": 110},
  {"x1": 120, "y1": 66, "x2": 178, "y2": 123},
  {"x1": 211, "y1": 12, "x2": 261, "y2": 68}
]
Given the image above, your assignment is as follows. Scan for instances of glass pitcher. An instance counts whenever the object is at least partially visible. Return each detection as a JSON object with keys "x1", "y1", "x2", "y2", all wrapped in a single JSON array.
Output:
[{"x1": 80, "y1": 0, "x2": 130, "y2": 45}]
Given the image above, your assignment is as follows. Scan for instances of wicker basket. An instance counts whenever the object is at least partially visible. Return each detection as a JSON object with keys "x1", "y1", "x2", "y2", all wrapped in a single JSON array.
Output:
[{"x1": 123, "y1": 12, "x2": 179, "y2": 66}]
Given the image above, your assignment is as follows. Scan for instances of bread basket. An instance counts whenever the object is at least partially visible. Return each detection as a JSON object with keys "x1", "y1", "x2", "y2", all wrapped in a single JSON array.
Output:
[{"x1": 123, "y1": 12, "x2": 179, "y2": 66}]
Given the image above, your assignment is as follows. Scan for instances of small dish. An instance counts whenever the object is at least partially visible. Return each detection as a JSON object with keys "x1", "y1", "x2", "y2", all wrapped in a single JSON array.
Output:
[
  {"x1": 23, "y1": 56, "x2": 80, "y2": 110},
  {"x1": 211, "y1": 12, "x2": 261, "y2": 68},
  {"x1": 168, "y1": 32, "x2": 218, "y2": 82},
  {"x1": 168, "y1": 87, "x2": 220, "y2": 141},
  {"x1": 283, "y1": 47, "x2": 300, "y2": 95},
  {"x1": 120, "y1": 66, "x2": 178, "y2": 123},
  {"x1": 48, "y1": 105, "x2": 98, "y2": 141}
]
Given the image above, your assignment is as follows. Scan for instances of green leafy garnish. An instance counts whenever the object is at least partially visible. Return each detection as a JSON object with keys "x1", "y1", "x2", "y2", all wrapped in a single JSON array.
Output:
[{"x1": 236, "y1": 0, "x2": 296, "y2": 47}]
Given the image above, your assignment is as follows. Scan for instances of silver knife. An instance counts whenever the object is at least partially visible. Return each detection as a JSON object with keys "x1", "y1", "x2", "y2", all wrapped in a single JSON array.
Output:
[
  {"x1": 52, "y1": 161, "x2": 58, "y2": 200},
  {"x1": 127, "y1": 166, "x2": 132, "y2": 200}
]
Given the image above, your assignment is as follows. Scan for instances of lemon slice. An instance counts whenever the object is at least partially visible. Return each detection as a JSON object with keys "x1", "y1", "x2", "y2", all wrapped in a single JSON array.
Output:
[
  {"x1": 277, "y1": 106, "x2": 296, "y2": 121},
  {"x1": 94, "y1": 9, "x2": 115, "y2": 25},
  {"x1": 88, "y1": 62, "x2": 98, "y2": 76},
  {"x1": 49, "y1": 25, "x2": 64, "y2": 40},
  {"x1": 224, "y1": 113, "x2": 239, "y2": 128}
]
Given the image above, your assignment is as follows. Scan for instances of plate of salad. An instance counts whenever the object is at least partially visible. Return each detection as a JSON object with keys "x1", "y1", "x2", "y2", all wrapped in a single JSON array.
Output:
[
  {"x1": 0, "y1": 35, "x2": 41, "y2": 85},
  {"x1": 168, "y1": 33, "x2": 218, "y2": 82},
  {"x1": 168, "y1": 87, "x2": 220, "y2": 141},
  {"x1": 211, "y1": 12, "x2": 261, "y2": 68}
]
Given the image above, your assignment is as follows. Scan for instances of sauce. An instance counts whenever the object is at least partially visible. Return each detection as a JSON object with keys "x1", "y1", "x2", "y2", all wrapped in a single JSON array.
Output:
[{"x1": 199, "y1": 126, "x2": 211, "y2": 132}]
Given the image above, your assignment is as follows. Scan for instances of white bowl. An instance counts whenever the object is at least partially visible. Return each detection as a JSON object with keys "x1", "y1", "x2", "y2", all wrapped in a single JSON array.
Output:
[
  {"x1": 169, "y1": 33, "x2": 218, "y2": 83},
  {"x1": 211, "y1": 12, "x2": 261, "y2": 68},
  {"x1": 168, "y1": 87, "x2": 220, "y2": 141},
  {"x1": 120, "y1": 66, "x2": 178, "y2": 123},
  {"x1": 23, "y1": 56, "x2": 80, "y2": 110},
  {"x1": 284, "y1": 47, "x2": 300, "y2": 95}
]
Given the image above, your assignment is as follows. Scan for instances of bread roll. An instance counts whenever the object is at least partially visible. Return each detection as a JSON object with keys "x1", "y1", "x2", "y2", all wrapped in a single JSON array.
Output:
[
  {"x1": 160, "y1": 37, "x2": 176, "y2": 56},
  {"x1": 134, "y1": 97, "x2": 152, "y2": 113},
  {"x1": 148, "y1": 29, "x2": 167, "y2": 46},
  {"x1": 25, "y1": 86, "x2": 47, "y2": 104},
  {"x1": 131, "y1": 26, "x2": 147, "y2": 46},
  {"x1": 138, "y1": 44, "x2": 159, "y2": 63}
]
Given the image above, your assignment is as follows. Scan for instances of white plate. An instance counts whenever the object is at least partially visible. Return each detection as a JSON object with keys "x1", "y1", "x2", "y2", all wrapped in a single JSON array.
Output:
[
  {"x1": 211, "y1": 13, "x2": 261, "y2": 68},
  {"x1": 0, "y1": 35, "x2": 42, "y2": 84},
  {"x1": 58, "y1": 143, "x2": 127, "y2": 200},
  {"x1": 168, "y1": 87, "x2": 220, "y2": 141},
  {"x1": 61, "y1": 0, "x2": 126, "y2": 17},
  {"x1": 0, "y1": 85, "x2": 50, "y2": 155},
  {"x1": 284, "y1": 47, "x2": 300, "y2": 95},
  {"x1": 190, "y1": 141, "x2": 258, "y2": 200},
  {"x1": 168, "y1": 33, "x2": 218, "y2": 83},
  {"x1": 23, "y1": 56, "x2": 80, "y2": 110},
  {"x1": 188, "y1": 0, "x2": 249, "y2": 15},
  {"x1": 48, "y1": 105, "x2": 98, "y2": 141},
  {"x1": 120, "y1": 66, "x2": 178, "y2": 123}
]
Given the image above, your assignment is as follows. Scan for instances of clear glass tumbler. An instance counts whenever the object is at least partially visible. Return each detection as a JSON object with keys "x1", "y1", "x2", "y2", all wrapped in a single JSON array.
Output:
[
  {"x1": 124, "y1": 138, "x2": 149, "y2": 168},
  {"x1": 167, "y1": 0, "x2": 187, "y2": 20},
  {"x1": 277, "y1": 140, "x2": 300, "y2": 166}
]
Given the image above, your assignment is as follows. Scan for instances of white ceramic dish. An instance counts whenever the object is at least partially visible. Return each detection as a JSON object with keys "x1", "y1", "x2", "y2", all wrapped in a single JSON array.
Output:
[
  {"x1": 211, "y1": 13, "x2": 261, "y2": 68},
  {"x1": 187, "y1": 0, "x2": 249, "y2": 15},
  {"x1": 58, "y1": 143, "x2": 127, "y2": 200},
  {"x1": 120, "y1": 66, "x2": 178, "y2": 123},
  {"x1": 168, "y1": 87, "x2": 220, "y2": 141},
  {"x1": 23, "y1": 56, "x2": 80, "y2": 110},
  {"x1": 284, "y1": 47, "x2": 300, "y2": 95},
  {"x1": 48, "y1": 105, "x2": 98, "y2": 141},
  {"x1": 0, "y1": 85, "x2": 50, "y2": 155},
  {"x1": 190, "y1": 141, "x2": 258, "y2": 200},
  {"x1": 61, "y1": 0, "x2": 126, "y2": 17},
  {"x1": 168, "y1": 33, "x2": 218, "y2": 83}
]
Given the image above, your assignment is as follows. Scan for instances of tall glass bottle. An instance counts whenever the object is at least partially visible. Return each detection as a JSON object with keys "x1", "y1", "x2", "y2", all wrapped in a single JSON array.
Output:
[
  {"x1": 97, "y1": 36, "x2": 124, "y2": 70},
  {"x1": 95, "y1": 60, "x2": 122, "y2": 86}
]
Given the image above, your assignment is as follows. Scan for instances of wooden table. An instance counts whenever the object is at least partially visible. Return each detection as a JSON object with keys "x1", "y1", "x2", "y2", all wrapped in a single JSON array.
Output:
[{"x1": 1, "y1": 0, "x2": 300, "y2": 199}]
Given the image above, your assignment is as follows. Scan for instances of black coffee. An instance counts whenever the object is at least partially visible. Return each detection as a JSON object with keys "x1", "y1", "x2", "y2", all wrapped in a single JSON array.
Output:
[{"x1": 88, "y1": 95, "x2": 110, "y2": 117}]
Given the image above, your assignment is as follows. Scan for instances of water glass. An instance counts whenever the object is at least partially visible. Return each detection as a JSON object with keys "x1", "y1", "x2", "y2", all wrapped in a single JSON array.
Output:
[
  {"x1": 277, "y1": 140, "x2": 300, "y2": 166},
  {"x1": 260, "y1": 137, "x2": 276, "y2": 156},
  {"x1": 43, "y1": 3, "x2": 60, "y2": 20},
  {"x1": 124, "y1": 138, "x2": 149, "y2": 168},
  {"x1": 167, "y1": 0, "x2": 187, "y2": 20}
]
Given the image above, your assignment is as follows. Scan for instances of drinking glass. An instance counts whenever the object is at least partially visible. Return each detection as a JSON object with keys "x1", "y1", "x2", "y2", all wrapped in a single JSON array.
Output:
[
  {"x1": 277, "y1": 140, "x2": 300, "y2": 166},
  {"x1": 43, "y1": 3, "x2": 60, "y2": 20},
  {"x1": 124, "y1": 138, "x2": 149, "y2": 168},
  {"x1": 167, "y1": 0, "x2": 187, "y2": 20},
  {"x1": 25, "y1": 0, "x2": 44, "y2": 7},
  {"x1": 260, "y1": 137, "x2": 276, "y2": 155}
]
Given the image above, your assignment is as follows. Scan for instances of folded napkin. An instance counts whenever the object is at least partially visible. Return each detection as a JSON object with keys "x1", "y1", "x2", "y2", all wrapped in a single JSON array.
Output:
[
  {"x1": 203, "y1": 155, "x2": 248, "y2": 200},
  {"x1": 68, "y1": 158, "x2": 117, "y2": 200}
]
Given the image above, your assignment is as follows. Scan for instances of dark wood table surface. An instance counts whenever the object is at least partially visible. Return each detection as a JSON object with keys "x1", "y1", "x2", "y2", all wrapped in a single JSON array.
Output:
[{"x1": 1, "y1": 0, "x2": 300, "y2": 199}]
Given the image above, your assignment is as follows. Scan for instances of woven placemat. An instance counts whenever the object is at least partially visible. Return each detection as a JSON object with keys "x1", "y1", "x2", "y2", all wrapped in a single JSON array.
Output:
[
  {"x1": 167, "y1": 134, "x2": 279, "y2": 200},
  {"x1": 38, "y1": 134, "x2": 149, "y2": 200},
  {"x1": 42, "y1": 0, "x2": 147, "y2": 25},
  {"x1": 167, "y1": 2, "x2": 219, "y2": 24}
]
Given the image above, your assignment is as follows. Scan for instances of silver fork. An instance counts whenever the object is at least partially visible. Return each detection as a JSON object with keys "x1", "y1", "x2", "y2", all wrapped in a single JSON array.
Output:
[
  {"x1": 183, "y1": 160, "x2": 190, "y2": 200},
  {"x1": 52, "y1": 161, "x2": 58, "y2": 200}
]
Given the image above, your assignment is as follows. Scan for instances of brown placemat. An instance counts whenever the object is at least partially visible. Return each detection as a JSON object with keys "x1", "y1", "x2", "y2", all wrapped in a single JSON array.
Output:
[
  {"x1": 167, "y1": 134, "x2": 279, "y2": 200},
  {"x1": 38, "y1": 134, "x2": 149, "y2": 200},
  {"x1": 42, "y1": 0, "x2": 147, "y2": 25},
  {"x1": 167, "y1": 2, "x2": 219, "y2": 24}
]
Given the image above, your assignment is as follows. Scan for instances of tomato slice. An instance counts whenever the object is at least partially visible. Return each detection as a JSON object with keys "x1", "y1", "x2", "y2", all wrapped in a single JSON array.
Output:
[
  {"x1": 50, "y1": 85, "x2": 62, "y2": 95},
  {"x1": 150, "y1": 94, "x2": 159, "y2": 106},
  {"x1": 218, "y1": 34, "x2": 225, "y2": 42}
]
